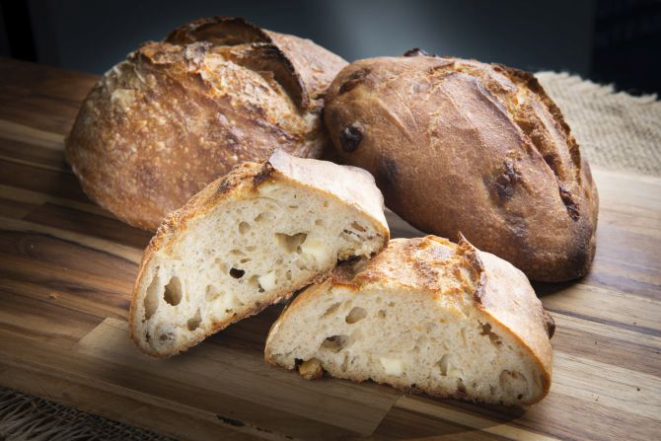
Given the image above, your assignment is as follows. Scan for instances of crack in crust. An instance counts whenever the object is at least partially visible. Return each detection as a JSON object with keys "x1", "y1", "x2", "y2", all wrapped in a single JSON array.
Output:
[{"x1": 166, "y1": 16, "x2": 309, "y2": 109}]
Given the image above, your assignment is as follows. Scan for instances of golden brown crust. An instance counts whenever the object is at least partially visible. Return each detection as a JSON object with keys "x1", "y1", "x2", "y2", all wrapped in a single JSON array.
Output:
[
  {"x1": 129, "y1": 151, "x2": 389, "y2": 357},
  {"x1": 165, "y1": 16, "x2": 348, "y2": 110},
  {"x1": 66, "y1": 17, "x2": 347, "y2": 231},
  {"x1": 323, "y1": 55, "x2": 599, "y2": 282},
  {"x1": 266, "y1": 236, "x2": 553, "y2": 404},
  {"x1": 265, "y1": 30, "x2": 347, "y2": 104}
]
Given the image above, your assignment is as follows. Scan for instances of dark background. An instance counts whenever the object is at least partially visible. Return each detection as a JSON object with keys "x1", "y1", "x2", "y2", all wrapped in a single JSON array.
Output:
[{"x1": 1, "y1": 0, "x2": 660, "y2": 95}]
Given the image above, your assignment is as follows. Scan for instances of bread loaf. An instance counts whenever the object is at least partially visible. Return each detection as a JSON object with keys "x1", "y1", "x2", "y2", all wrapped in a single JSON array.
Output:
[
  {"x1": 129, "y1": 150, "x2": 389, "y2": 357},
  {"x1": 265, "y1": 236, "x2": 554, "y2": 405},
  {"x1": 323, "y1": 52, "x2": 599, "y2": 281},
  {"x1": 66, "y1": 17, "x2": 347, "y2": 231}
]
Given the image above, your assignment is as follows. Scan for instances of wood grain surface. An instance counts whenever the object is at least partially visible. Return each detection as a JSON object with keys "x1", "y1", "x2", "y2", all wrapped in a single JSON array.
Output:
[{"x1": 0, "y1": 58, "x2": 659, "y2": 441}]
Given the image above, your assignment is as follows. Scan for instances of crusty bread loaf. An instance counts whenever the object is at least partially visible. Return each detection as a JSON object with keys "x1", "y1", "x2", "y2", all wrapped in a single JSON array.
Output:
[
  {"x1": 265, "y1": 236, "x2": 554, "y2": 406},
  {"x1": 323, "y1": 51, "x2": 599, "y2": 282},
  {"x1": 129, "y1": 150, "x2": 389, "y2": 357},
  {"x1": 66, "y1": 17, "x2": 347, "y2": 231}
]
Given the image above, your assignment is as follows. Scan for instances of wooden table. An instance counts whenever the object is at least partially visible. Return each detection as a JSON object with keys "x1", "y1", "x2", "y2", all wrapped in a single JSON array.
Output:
[{"x1": 0, "y1": 58, "x2": 659, "y2": 441}]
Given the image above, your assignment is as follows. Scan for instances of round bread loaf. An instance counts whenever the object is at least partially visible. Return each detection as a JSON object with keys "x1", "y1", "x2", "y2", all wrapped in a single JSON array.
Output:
[
  {"x1": 66, "y1": 17, "x2": 347, "y2": 231},
  {"x1": 323, "y1": 51, "x2": 599, "y2": 282}
]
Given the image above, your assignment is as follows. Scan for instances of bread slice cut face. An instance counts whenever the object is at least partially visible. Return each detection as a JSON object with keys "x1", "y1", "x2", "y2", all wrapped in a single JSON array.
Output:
[
  {"x1": 129, "y1": 150, "x2": 389, "y2": 357},
  {"x1": 265, "y1": 236, "x2": 554, "y2": 405}
]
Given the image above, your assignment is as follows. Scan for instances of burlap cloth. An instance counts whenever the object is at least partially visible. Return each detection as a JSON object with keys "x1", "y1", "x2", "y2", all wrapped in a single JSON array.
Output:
[
  {"x1": 536, "y1": 72, "x2": 661, "y2": 176},
  {"x1": 1, "y1": 73, "x2": 660, "y2": 441}
]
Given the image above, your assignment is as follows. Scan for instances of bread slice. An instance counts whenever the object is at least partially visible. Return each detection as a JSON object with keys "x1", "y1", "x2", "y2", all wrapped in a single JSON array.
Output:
[
  {"x1": 129, "y1": 150, "x2": 389, "y2": 357},
  {"x1": 265, "y1": 236, "x2": 554, "y2": 405}
]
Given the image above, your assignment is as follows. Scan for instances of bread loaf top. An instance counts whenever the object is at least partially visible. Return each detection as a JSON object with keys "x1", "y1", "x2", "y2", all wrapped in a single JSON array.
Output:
[
  {"x1": 66, "y1": 17, "x2": 347, "y2": 231},
  {"x1": 323, "y1": 53, "x2": 599, "y2": 281},
  {"x1": 167, "y1": 16, "x2": 346, "y2": 109}
]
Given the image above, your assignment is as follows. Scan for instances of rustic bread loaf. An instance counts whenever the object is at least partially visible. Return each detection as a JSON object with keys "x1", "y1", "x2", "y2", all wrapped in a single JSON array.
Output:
[
  {"x1": 129, "y1": 150, "x2": 389, "y2": 357},
  {"x1": 323, "y1": 51, "x2": 599, "y2": 281},
  {"x1": 66, "y1": 17, "x2": 347, "y2": 231},
  {"x1": 265, "y1": 236, "x2": 554, "y2": 406}
]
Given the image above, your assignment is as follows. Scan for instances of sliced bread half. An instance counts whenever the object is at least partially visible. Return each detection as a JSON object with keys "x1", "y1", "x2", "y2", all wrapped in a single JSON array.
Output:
[
  {"x1": 265, "y1": 236, "x2": 554, "y2": 405},
  {"x1": 129, "y1": 150, "x2": 389, "y2": 357}
]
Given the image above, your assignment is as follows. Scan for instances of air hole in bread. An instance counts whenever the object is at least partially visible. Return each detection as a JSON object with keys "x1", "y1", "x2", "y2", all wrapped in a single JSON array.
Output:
[
  {"x1": 238, "y1": 221, "x2": 250, "y2": 234},
  {"x1": 246, "y1": 245, "x2": 257, "y2": 252},
  {"x1": 254, "y1": 212, "x2": 274, "y2": 223},
  {"x1": 187, "y1": 309, "x2": 202, "y2": 331},
  {"x1": 437, "y1": 354, "x2": 451, "y2": 376},
  {"x1": 377, "y1": 310, "x2": 386, "y2": 319},
  {"x1": 341, "y1": 229, "x2": 361, "y2": 242},
  {"x1": 321, "y1": 335, "x2": 349, "y2": 353},
  {"x1": 289, "y1": 205, "x2": 299, "y2": 209},
  {"x1": 479, "y1": 322, "x2": 502, "y2": 346},
  {"x1": 322, "y1": 302, "x2": 341, "y2": 317},
  {"x1": 248, "y1": 275, "x2": 264, "y2": 292},
  {"x1": 229, "y1": 268, "x2": 245, "y2": 279},
  {"x1": 275, "y1": 232, "x2": 308, "y2": 253},
  {"x1": 286, "y1": 270, "x2": 292, "y2": 281},
  {"x1": 323, "y1": 201, "x2": 329, "y2": 208},
  {"x1": 143, "y1": 273, "x2": 160, "y2": 320},
  {"x1": 351, "y1": 221, "x2": 366, "y2": 233},
  {"x1": 159, "y1": 332, "x2": 174, "y2": 342},
  {"x1": 230, "y1": 249, "x2": 245, "y2": 256},
  {"x1": 163, "y1": 276, "x2": 182, "y2": 306},
  {"x1": 457, "y1": 378, "x2": 467, "y2": 394},
  {"x1": 315, "y1": 219, "x2": 323, "y2": 226},
  {"x1": 345, "y1": 307, "x2": 367, "y2": 324},
  {"x1": 240, "y1": 258, "x2": 251, "y2": 264}
]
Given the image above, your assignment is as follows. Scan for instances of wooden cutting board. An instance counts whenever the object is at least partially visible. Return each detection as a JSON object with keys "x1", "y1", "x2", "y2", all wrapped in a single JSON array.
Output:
[{"x1": 0, "y1": 58, "x2": 659, "y2": 441}]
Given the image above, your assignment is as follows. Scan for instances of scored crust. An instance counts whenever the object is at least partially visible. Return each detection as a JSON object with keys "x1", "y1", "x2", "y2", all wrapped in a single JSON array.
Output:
[
  {"x1": 323, "y1": 53, "x2": 598, "y2": 282},
  {"x1": 166, "y1": 16, "x2": 347, "y2": 107},
  {"x1": 66, "y1": 17, "x2": 347, "y2": 231},
  {"x1": 129, "y1": 150, "x2": 389, "y2": 357},
  {"x1": 265, "y1": 236, "x2": 554, "y2": 405}
]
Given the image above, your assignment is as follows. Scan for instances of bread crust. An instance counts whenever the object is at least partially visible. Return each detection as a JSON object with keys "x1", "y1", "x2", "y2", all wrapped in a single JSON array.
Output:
[
  {"x1": 266, "y1": 236, "x2": 553, "y2": 404},
  {"x1": 166, "y1": 17, "x2": 347, "y2": 108},
  {"x1": 129, "y1": 150, "x2": 389, "y2": 357},
  {"x1": 323, "y1": 54, "x2": 599, "y2": 281},
  {"x1": 66, "y1": 17, "x2": 347, "y2": 231}
]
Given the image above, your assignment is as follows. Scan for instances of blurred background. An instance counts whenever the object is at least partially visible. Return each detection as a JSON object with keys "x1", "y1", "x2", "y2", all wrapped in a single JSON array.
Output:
[{"x1": 1, "y1": 0, "x2": 660, "y2": 95}]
